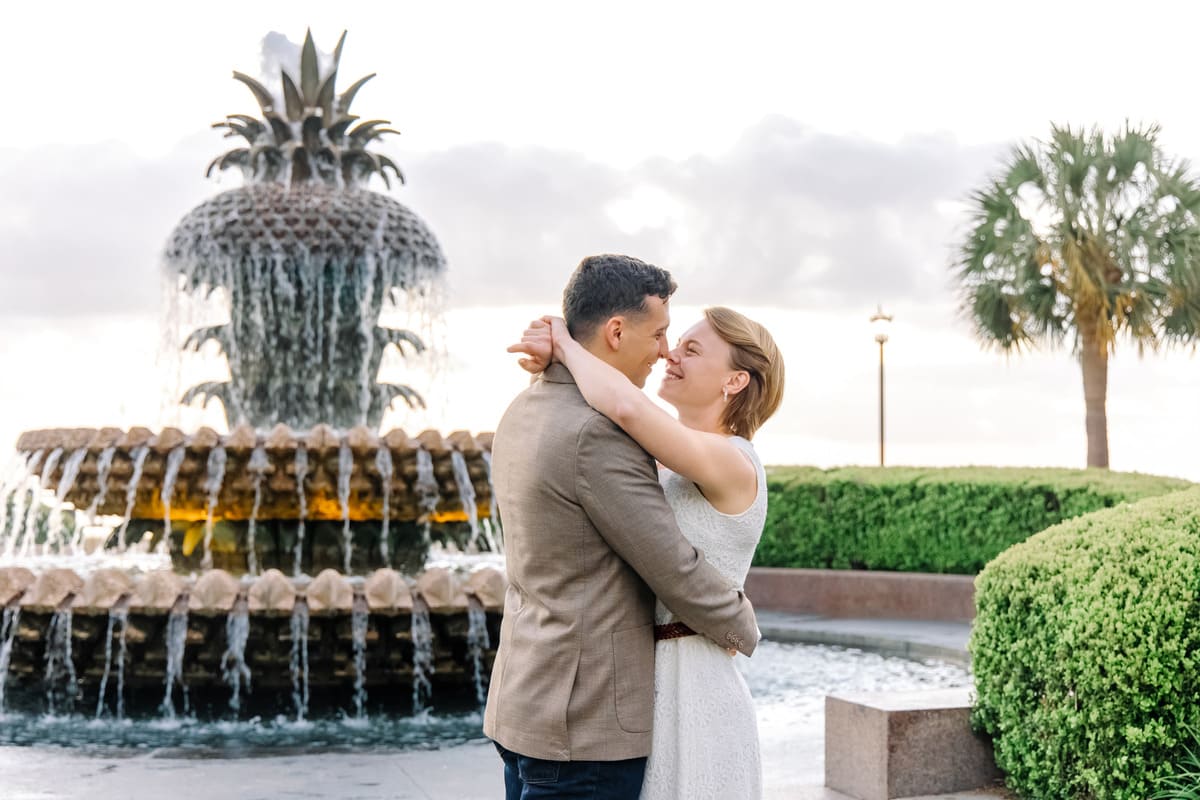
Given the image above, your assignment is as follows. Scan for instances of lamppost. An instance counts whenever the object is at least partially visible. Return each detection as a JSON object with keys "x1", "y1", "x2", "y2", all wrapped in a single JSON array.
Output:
[{"x1": 869, "y1": 305, "x2": 893, "y2": 467}]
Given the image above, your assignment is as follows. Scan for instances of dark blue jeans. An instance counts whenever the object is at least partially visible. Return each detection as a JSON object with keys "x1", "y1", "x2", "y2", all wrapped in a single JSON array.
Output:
[{"x1": 494, "y1": 741, "x2": 647, "y2": 799}]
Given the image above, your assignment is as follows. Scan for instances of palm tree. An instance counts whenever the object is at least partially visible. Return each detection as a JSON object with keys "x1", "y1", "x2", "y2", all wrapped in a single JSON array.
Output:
[{"x1": 956, "y1": 123, "x2": 1200, "y2": 468}]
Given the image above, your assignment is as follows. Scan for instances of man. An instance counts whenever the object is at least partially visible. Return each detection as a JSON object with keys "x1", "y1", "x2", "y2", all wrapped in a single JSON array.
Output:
[{"x1": 484, "y1": 254, "x2": 760, "y2": 799}]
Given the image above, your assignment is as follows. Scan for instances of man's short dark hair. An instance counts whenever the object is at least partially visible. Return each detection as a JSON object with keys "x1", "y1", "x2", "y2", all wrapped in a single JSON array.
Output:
[{"x1": 562, "y1": 254, "x2": 677, "y2": 342}]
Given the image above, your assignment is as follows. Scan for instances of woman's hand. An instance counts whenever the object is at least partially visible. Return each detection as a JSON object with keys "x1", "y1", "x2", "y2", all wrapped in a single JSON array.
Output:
[
  {"x1": 507, "y1": 318, "x2": 554, "y2": 373},
  {"x1": 544, "y1": 316, "x2": 572, "y2": 362}
]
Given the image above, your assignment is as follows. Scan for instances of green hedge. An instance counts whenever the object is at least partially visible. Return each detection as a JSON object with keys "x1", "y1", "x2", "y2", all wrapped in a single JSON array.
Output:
[
  {"x1": 755, "y1": 466, "x2": 1192, "y2": 574},
  {"x1": 970, "y1": 486, "x2": 1200, "y2": 800}
]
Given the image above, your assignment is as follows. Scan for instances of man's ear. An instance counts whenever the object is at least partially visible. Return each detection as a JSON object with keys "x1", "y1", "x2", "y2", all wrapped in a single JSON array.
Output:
[{"x1": 601, "y1": 317, "x2": 624, "y2": 352}]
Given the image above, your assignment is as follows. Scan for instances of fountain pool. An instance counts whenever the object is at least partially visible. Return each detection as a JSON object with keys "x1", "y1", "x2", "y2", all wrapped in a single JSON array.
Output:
[{"x1": 0, "y1": 641, "x2": 970, "y2": 798}]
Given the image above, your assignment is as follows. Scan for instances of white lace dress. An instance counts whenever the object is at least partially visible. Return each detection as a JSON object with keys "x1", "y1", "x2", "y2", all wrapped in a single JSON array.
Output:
[{"x1": 640, "y1": 436, "x2": 766, "y2": 800}]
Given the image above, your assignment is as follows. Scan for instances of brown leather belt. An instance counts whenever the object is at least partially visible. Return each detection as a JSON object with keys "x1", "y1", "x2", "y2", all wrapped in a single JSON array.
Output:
[{"x1": 653, "y1": 621, "x2": 697, "y2": 641}]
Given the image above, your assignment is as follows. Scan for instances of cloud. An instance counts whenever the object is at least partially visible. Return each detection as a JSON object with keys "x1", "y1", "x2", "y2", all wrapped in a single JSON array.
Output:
[
  {"x1": 0, "y1": 135, "x2": 218, "y2": 318},
  {"x1": 0, "y1": 116, "x2": 1006, "y2": 319},
  {"x1": 400, "y1": 117, "x2": 1005, "y2": 308}
]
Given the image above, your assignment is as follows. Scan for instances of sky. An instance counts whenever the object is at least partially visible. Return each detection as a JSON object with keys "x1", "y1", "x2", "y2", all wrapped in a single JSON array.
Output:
[{"x1": 2, "y1": 0, "x2": 1199, "y2": 479}]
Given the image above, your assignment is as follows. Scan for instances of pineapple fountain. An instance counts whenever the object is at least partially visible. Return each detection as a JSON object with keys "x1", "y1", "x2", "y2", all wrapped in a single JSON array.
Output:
[{"x1": 0, "y1": 31, "x2": 505, "y2": 731}]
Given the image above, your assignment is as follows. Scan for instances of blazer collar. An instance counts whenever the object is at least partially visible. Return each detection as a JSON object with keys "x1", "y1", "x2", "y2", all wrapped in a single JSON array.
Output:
[{"x1": 541, "y1": 363, "x2": 576, "y2": 385}]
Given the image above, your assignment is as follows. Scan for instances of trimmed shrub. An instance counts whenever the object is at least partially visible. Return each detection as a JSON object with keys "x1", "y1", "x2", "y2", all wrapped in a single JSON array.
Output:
[
  {"x1": 755, "y1": 466, "x2": 1192, "y2": 574},
  {"x1": 971, "y1": 487, "x2": 1200, "y2": 799}
]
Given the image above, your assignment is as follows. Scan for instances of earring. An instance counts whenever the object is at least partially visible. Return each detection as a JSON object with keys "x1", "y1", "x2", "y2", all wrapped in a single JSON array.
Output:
[{"x1": 722, "y1": 388, "x2": 729, "y2": 403}]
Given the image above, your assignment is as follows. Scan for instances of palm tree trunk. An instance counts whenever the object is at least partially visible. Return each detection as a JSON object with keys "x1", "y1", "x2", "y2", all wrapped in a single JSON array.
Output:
[{"x1": 1078, "y1": 319, "x2": 1110, "y2": 468}]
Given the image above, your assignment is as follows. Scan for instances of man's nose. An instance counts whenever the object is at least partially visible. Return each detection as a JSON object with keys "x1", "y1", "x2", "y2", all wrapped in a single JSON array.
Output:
[{"x1": 658, "y1": 339, "x2": 671, "y2": 360}]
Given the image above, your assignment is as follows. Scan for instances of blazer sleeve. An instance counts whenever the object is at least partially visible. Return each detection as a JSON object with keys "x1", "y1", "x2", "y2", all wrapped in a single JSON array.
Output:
[{"x1": 574, "y1": 414, "x2": 759, "y2": 656}]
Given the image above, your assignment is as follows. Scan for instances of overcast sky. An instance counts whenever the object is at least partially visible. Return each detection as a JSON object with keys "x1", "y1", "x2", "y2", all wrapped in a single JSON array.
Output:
[{"x1": 2, "y1": 0, "x2": 1199, "y2": 479}]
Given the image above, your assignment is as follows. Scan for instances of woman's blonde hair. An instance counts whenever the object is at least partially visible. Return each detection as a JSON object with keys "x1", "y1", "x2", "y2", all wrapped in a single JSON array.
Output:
[{"x1": 705, "y1": 306, "x2": 785, "y2": 439}]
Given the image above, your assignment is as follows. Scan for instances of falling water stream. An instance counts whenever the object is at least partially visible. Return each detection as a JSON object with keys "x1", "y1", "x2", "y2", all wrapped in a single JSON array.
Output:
[
  {"x1": 83, "y1": 446, "x2": 117, "y2": 520},
  {"x1": 246, "y1": 446, "x2": 269, "y2": 575},
  {"x1": 43, "y1": 608, "x2": 76, "y2": 715},
  {"x1": 465, "y1": 595, "x2": 490, "y2": 708},
  {"x1": 338, "y1": 443, "x2": 353, "y2": 574},
  {"x1": 289, "y1": 599, "x2": 310, "y2": 720},
  {"x1": 95, "y1": 605, "x2": 129, "y2": 720},
  {"x1": 0, "y1": 455, "x2": 28, "y2": 549},
  {"x1": 411, "y1": 595, "x2": 434, "y2": 713},
  {"x1": 449, "y1": 452, "x2": 479, "y2": 551},
  {"x1": 117, "y1": 446, "x2": 149, "y2": 552},
  {"x1": 20, "y1": 447, "x2": 63, "y2": 557},
  {"x1": 160, "y1": 602, "x2": 189, "y2": 719},
  {"x1": 293, "y1": 446, "x2": 309, "y2": 577},
  {"x1": 351, "y1": 595, "x2": 369, "y2": 719},
  {"x1": 159, "y1": 445, "x2": 187, "y2": 554},
  {"x1": 0, "y1": 607, "x2": 19, "y2": 713},
  {"x1": 414, "y1": 449, "x2": 439, "y2": 544},
  {"x1": 49, "y1": 448, "x2": 87, "y2": 553},
  {"x1": 221, "y1": 598, "x2": 252, "y2": 713},
  {"x1": 375, "y1": 447, "x2": 393, "y2": 563},
  {"x1": 202, "y1": 446, "x2": 227, "y2": 571}
]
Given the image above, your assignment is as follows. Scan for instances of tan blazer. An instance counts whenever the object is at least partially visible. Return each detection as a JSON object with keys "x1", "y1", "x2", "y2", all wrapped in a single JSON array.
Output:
[{"x1": 482, "y1": 364, "x2": 759, "y2": 762}]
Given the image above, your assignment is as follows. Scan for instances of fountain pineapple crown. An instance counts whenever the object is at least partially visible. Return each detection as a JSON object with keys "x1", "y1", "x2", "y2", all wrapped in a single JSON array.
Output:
[{"x1": 210, "y1": 29, "x2": 404, "y2": 190}]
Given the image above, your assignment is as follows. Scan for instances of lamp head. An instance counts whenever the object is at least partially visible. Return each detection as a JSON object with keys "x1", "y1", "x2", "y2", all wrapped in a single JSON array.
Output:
[{"x1": 869, "y1": 304, "x2": 893, "y2": 344}]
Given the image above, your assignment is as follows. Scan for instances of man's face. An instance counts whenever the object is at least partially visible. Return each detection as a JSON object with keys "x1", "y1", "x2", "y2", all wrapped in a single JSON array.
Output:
[{"x1": 612, "y1": 295, "x2": 671, "y2": 388}]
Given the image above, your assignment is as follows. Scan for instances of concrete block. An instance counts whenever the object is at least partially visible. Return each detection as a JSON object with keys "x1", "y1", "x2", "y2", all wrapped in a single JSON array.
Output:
[{"x1": 825, "y1": 688, "x2": 1002, "y2": 800}]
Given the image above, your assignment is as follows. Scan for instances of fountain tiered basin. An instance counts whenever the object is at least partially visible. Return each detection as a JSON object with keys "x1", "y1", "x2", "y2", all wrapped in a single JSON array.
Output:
[
  {"x1": 0, "y1": 562, "x2": 504, "y2": 720},
  {"x1": 8, "y1": 424, "x2": 498, "y2": 574},
  {"x1": 0, "y1": 424, "x2": 506, "y2": 720}
]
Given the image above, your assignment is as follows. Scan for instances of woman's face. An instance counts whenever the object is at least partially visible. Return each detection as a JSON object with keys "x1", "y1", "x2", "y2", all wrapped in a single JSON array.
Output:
[{"x1": 657, "y1": 319, "x2": 736, "y2": 410}]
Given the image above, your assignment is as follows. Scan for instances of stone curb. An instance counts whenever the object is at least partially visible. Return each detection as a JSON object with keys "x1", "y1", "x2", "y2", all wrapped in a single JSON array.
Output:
[{"x1": 756, "y1": 612, "x2": 973, "y2": 668}]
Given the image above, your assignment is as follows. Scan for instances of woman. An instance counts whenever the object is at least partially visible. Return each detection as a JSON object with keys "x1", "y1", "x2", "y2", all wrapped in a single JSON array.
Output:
[{"x1": 510, "y1": 306, "x2": 785, "y2": 800}]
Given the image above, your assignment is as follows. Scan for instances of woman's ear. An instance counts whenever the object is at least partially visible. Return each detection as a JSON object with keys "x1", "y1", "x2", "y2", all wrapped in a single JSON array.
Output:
[{"x1": 725, "y1": 371, "x2": 751, "y2": 397}]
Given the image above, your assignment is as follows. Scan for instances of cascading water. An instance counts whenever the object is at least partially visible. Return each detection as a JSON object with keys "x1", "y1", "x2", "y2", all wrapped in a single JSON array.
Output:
[
  {"x1": 414, "y1": 449, "x2": 440, "y2": 543},
  {"x1": 293, "y1": 446, "x2": 308, "y2": 577},
  {"x1": 75, "y1": 445, "x2": 117, "y2": 552},
  {"x1": 159, "y1": 444, "x2": 187, "y2": 553},
  {"x1": 338, "y1": 442, "x2": 353, "y2": 574},
  {"x1": 410, "y1": 595, "x2": 434, "y2": 713},
  {"x1": 43, "y1": 608, "x2": 77, "y2": 715},
  {"x1": 450, "y1": 451, "x2": 480, "y2": 551},
  {"x1": 49, "y1": 448, "x2": 87, "y2": 553},
  {"x1": 220, "y1": 598, "x2": 252, "y2": 713},
  {"x1": 0, "y1": 607, "x2": 20, "y2": 714},
  {"x1": 481, "y1": 450, "x2": 503, "y2": 552},
  {"x1": 95, "y1": 606, "x2": 129, "y2": 720},
  {"x1": 375, "y1": 447, "x2": 393, "y2": 563},
  {"x1": 83, "y1": 446, "x2": 117, "y2": 519},
  {"x1": 202, "y1": 446, "x2": 227, "y2": 571},
  {"x1": 289, "y1": 598, "x2": 310, "y2": 721},
  {"x1": 2, "y1": 452, "x2": 42, "y2": 558},
  {"x1": 117, "y1": 446, "x2": 149, "y2": 552},
  {"x1": 20, "y1": 447, "x2": 63, "y2": 557},
  {"x1": 0, "y1": 455, "x2": 26, "y2": 549},
  {"x1": 160, "y1": 602, "x2": 189, "y2": 719},
  {"x1": 351, "y1": 595, "x2": 369, "y2": 719},
  {"x1": 466, "y1": 595, "x2": 490, "y2": 708},
  {"x1": 246, "y1": 446, "x2": 269, "y2": 575}
]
